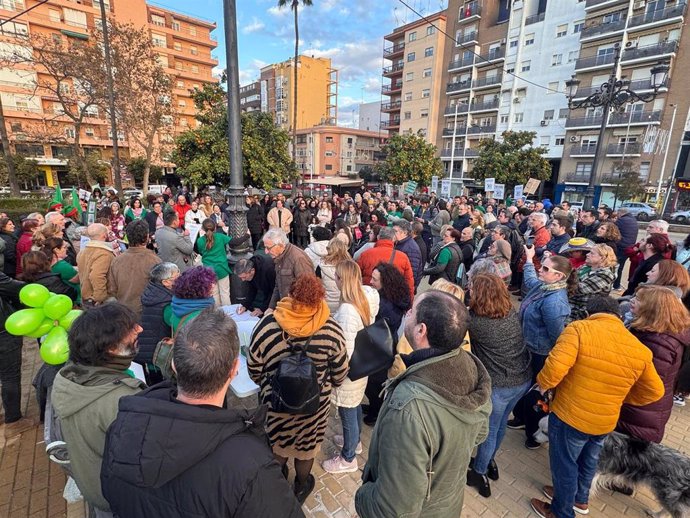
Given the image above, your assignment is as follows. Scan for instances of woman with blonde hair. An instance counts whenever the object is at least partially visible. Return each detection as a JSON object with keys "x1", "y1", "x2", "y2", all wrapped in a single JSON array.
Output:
[
  {"x1": 318, "y1": 237, "x2": 351, "y2": 312},
  {"x1": 466, "y1": 273, "x2": 532, "y2": 497},
  {"x1": 617, "y1": 286, "x2": 690, "y2": 443},
  {"x1": 323, "y1": 260, "x2": 379, "y2": 474},
  {"x1": 470, "y1": 210, "x2": 485, "y2": 245},
  {"x1": 569, "y1": 244, "x2": 618, "y2": 321},
  {"x1": 32, "y1": 222, "x2": 63, "y2": 249}
]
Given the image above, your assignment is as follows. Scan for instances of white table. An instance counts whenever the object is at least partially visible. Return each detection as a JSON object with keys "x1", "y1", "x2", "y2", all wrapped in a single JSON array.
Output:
[{"x1": 222, "y1": 305, "x2": 261, "y2": 398}]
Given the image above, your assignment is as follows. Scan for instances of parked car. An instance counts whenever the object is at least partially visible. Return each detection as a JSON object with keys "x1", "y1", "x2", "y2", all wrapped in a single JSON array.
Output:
[
  {"x1": 122, "y1": 188, "x2": 143, "y2": 199},
  {"x1": 0, "y1": 186, "x2": 31, "y2": 196},
  {"x1": 620, "y1": 202, "x2": 657, "y2": 221},
  {"x1": 670, "y1": 209, "x2": 690, "y2": 224}
]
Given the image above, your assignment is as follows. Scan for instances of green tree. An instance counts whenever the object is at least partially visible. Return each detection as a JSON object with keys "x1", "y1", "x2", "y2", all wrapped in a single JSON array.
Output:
[
  {"x1": 375, "y1": 133, "x2": 441, "y2": 186},
  {"x1": 67, "y1": 152, "x2": 108, "y2": 186},
  {"x1": 471, "y1": 131, "x2": 551, "y2": 186},
  {"x1": 126, "y1": 156, "x2": 163, "y2": 185},
  {"x1": 609, "y1": 161, "x2": 646, "y2": 209},
  {"x1": 0, "y1": 154, "x2": 42, "y2": 188}
]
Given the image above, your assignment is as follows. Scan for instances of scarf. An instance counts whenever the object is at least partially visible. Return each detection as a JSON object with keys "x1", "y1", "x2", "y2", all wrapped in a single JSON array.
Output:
[
  {"x1": 274, "y1": 297, "x2": 330, "y2": 337},
  {"x1": 103, "y1": 351, "x2": 137, "y2": 373},
  {"x1": 519, "y1": 279, "x2": 567, "y2": 322},
  {"x1": 171, "y1": 295, "x2": 215, "y2": 318},
  {"x1": 541, "y1": 280, "x2": 567, "y2": 292}
]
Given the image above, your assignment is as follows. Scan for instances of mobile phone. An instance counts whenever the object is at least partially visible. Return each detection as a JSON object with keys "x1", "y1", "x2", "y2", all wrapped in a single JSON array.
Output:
[{"x1": 526, "y1": 235, "x2": 535, "y2": 249}]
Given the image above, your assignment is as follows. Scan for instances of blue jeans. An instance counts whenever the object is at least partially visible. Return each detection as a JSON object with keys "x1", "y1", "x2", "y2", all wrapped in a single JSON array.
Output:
[
  {"x1": 474, "y1": 380, "x2": 531, "y2": 474},
  {"x1": 339, "y1": 405, "x2": 363, "y2": 462},
  {"x1": 613, "y1": 252, "x2": 628, "y2": 289},
  {"x1": 549, "y1": 413, "x2": 606, "y2": 518}
]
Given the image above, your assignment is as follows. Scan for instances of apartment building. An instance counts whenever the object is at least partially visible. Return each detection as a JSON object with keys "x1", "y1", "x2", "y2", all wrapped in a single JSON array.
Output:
[
  {"x1": 358, "y1": 101, "x2": 383, "y2": 132},
  {"x1": 239, "y1": 81, "x2": 261, "y2": 113},
  {"x1": 381, "y1": 12, "x2": 447, "y2": 143},
  {"x1": 0, "y1": 0, "x2": 217, "y2": 188},
  {"x1": 294, "y1": 126, "x2": 384, "y2": 180},
  {"x1": 558, "y1": 0, "x2": 690, "y2": 206}
]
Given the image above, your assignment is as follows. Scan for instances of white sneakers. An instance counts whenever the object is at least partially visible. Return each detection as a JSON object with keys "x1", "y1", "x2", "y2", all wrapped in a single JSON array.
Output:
[
  {"x1": 333, "y1": 434, "x2": 363, "y2": 454},
  {"x1": 322, "y1": 454, "x2": 358, "y2": 474}
]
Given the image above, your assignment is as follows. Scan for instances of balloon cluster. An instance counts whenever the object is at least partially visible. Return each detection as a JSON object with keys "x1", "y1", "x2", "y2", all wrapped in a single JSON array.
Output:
[{"x1": 5, "y1": 284, "x2": 82, "y2": 365}]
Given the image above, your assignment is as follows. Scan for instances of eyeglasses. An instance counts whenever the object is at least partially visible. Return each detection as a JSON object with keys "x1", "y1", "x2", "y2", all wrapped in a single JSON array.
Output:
[
  {"x1": 264, "y1": 243, "x2": 279, "y2": 251},
  {"x1": 540, "y1": 265, "x2": 553, "y2": 273}
]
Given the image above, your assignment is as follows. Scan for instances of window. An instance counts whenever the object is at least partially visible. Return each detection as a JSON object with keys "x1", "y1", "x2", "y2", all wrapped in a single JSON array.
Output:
[
  {"x1": 500, "y1": 114, "x2": 509, "y2": 124},
  {"x1": 324, "y1": 151, "x2": 335, "y2": 157},
  {"x1": 574, "y1": 21, "x2": 584, "y2": 33},
  {"x1": 422, "y1": 88, "x2": 430, "y2": 98},
  {"x1": 424, "y1": 47, "x2": 433, "y2": 57},
  {"x1": 156, "y1": 54, "x2": 168, "y2": 68},
  {"x1": 404, "y1": 111, "x2": 412, "y2": 120},
  {"x1": 176, "y1": 80, "x2": 184, "y2": 88},
  {"x1": 189, "y1": 26, "x2": 197, "y2": 36},
  {"x1": 543, "y1": 110, "x2": 555, "y2": 120},
  {"x1": 639, "y1": 162, "x2": 650, "y2": 180},
  {"x1": 521, "y1": 60, "x2": 531, "y2": 72},
  {"x1": 0, "y1": 20, "x2": 27, "y2": 36},
  {"x1": 175, "y1": 62, "x2": 182, "y2": 71},
  {"x1": 172, "y1": 21, "x2": 181, "y2": 31},
  {"x1": 407, "y1": 52, "x2": 415, "y2": 62},
  {"x1": 555, "y1": 137, "x2": 565, "y2": 146},
  {"x1": 58, "y1": 82, "x2": 70, "y2": 95},
  {"x1": 63, "y1": 8, "x2": 87, "y2": 28},
  {"x1": 151, "y1": 14, "x2": 165, "y2": 26},
  {"x1": 423, "y1": 68, "x2": 432, "y2": 78},
  {"x1": 556, "y1": 24, "x2": 568, "y2": 38},
  {"x1": 346, "y1": 165, "x2": 352, "y2": 172},
  {"x1": 552, "y1": 53, "x2": 562, "y2": 66},
  {"x1": 514, "y1": 112, "x2": 523, "y2": 123},
  {"x1": 509, "y1": 38, "x2": 518, "y2": 48},
  {"x1": 559, "y1": 108, "x2": 569, "y2": 119},
  {"x1": 325, "y1": 136, "x2": 333, "y2": 143},
  {"x1": 65, "y1": 127, "x2": 75, "y2": 139},
  {"x1": 325, "y1": 164, "x2": 333, "y2": 171},
  {"x1": 525, "y1": 33, "x2": 534, "y2": 46},
  {"x1": 85, "y1": 127, "x2": 95, "y2": 137},
  {"x1": 540, "y1": 136, "x2": 550, "y2": 146},
  {"x1": 602, "y1": 11, "x2": 623, "y2": 24},
  {"x1": 409, "y1": 32, "x2": 417, "y2": 42},
  {"x1": 191, "y1": 65, "x2": 199, "y2": 74},
  {"x1": 420, "y1": 109, "x2": 428, "y2": 118},
  {"x1": 506, "y1": 65, "x2": 515, "y2": 74},
  {"x1": 547, "y1": 81, "x2": 559, "y2": 93},
  {"x1": 48, "y1": 9, "x2": 60, "y2": 22},
  {"x1": 568, "y1": 50, "x2": 579, "y2": 63},
  {"x1": 575, "y1": 163, "x2": 592, "y2": 176},
  {"x1": 174, "y1": 42, "x2": 182, "y2": 51},
  {"x1": 180, "y1": 118, "x2": 188, "y2": 127},
  {"x1": 404, "y1": 92, "x2": 412, "y2": 101},
  {"x1": 426, "y1": 26, "x2": 435, "y2": 36},
  {"x1": 178, "y1": 100, "x2": 186, "y2": 107},
  {"x1": 190, "y1": 46, "x2": 198, "y2": 56},
  {"x1": 406, "y1": 72, "x2": 414, "y2": 81},
  {"x1": 151, "y1": 33, "x2": 166, "y2": 48}
]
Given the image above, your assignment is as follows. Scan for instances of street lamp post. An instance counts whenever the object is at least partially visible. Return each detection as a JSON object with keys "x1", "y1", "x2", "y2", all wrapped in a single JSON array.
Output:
[
  {"x1": 565, "y1": 44, "x2": 669, "y2": 209},
  {"x1": 223, "y1": 0, "x2": 251, "y2": 261}
]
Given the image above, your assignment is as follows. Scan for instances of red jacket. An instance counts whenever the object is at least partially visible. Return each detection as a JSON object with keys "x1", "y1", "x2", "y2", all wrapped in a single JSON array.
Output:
[
  {"x1": 15, "y1": 231, "x2": 33, "y2": 276},
  {"x1": 357, "y1": 240, "x2": 414, "y2": 301},
  {"x1": 519, "y1": 225, "x2": 551, "y2": 272},
  {"x1": 173, "y1": 203, "x2": 191, "y2": 225}
]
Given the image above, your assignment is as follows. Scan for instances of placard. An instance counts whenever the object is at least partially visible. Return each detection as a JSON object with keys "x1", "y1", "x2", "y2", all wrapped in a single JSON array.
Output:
[
  {"x1": 441, "y1": 178, "x2": 451, "y2": 197},
  {"x1": 404, "y1": 181, "x2": 418, "y2": 194},
  {"x1": 493, "y1": 184, "x2": 505, "y2": 200},
  {"x1": 431, "y1": 176, "x2": 439, "y2": 193},
  {"x1": 484, "y1": 177, "x2": 495, "y2": 192},
  {"x1": 186, "y1": 223, "x2": 202, "y2": 244},
  {"x1": 86, "y1": 200, "x2": 97, "y2": 225},
  {"x1": 513, "y1": 184, "x2": 524, "y2": 200},
  {"x1": 78, "y1": 189, "x2": 91, "y2": 201},
  {"x1": 524, "y1": 178, "x2": 541, "y2": 195}
]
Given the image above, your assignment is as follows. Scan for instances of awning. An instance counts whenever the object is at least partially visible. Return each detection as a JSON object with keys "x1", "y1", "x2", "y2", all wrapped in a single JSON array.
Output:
[
  {"x1": 302, "y1": 177, "x2": 363, "y2": 187},
  {"x1": 61, "y1": 29, "x2": 89, "y2": 40}
]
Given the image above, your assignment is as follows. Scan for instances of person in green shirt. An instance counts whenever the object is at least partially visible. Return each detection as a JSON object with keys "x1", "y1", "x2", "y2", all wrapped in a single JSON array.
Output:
[
  {"x1": 124, "y1": 197, "x2": 148, "y2": 224},
  {"x1": 195, "y1": 218, "x2": 251, "y2": 306},
  {"x1": 42, "y1": 236, "x2": 81, "y2": 303}
]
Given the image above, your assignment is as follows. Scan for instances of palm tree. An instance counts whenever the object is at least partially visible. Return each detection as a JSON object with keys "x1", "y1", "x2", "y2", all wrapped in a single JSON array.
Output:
[{"x1": 278, "y1": 0, "x2": 312, "y2": 195}]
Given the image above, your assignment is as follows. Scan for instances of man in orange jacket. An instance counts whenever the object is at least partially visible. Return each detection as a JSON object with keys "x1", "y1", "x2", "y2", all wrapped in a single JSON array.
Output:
[
  {"x1": 357, "y1": 226, "x2": 414, "y2": 301},
  {"x1": 530, "y1": 296, "x2": 664, "y2": 518}
]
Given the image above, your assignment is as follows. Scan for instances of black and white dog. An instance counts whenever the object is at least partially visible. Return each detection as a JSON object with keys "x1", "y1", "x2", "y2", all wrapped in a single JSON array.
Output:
[{"x1": 594, "y1": 432, "x2": 690, "y2": 518}]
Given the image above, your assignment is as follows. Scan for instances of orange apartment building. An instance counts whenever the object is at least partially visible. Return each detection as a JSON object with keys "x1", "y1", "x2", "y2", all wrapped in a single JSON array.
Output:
[{"x1": 0, "y1": 0, "x2": 217, "y2": 188}]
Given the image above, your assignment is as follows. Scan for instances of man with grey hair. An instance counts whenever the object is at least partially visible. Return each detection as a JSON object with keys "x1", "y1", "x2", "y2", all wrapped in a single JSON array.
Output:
[
  {"x1": 235, "y1": 254, "x2": 276, "y2": 317},
  {"x1": 26, "y1": 212, "x2": 45, "y2": 226},
  {"x1": 263, "y1": 228, "x2": 313, "y2": 311},
  {"x1": 77, "y1": 223, "x2": 116, "y2": 306},
  {"x1": 392, "y1": 219, "x2": 423, "y2": 289},
  {"x1": 358, "y1": 225, "x2": 414, "y2": 300},
  {"x1": 101, "y1": 308, "x2": 303, "y2": 517},
  {"x1": 518, "y1": 212, "x2": 551, "y2": 275}
]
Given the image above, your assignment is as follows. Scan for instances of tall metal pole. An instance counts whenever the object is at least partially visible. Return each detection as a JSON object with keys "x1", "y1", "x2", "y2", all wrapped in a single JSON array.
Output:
[
  {"x1": 98, "y1": 0, "x2": 122, "y2": 193},
  {"x1": 656, "y1": 103, "x2": 677, "y2": 212},
  {"x1": 223, "y1": 0, "x2": 250, "y2": 261}
]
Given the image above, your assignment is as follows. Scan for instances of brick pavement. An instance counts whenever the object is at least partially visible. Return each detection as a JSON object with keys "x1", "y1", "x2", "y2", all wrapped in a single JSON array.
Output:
[{"x1": 1, "y1": 337, "x2": 689, "y2": 518}]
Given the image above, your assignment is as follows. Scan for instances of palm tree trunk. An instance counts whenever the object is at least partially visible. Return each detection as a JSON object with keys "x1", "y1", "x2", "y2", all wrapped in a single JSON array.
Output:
[{"x1": 291, "y1": 2, "x2": 299, "y2": 197}]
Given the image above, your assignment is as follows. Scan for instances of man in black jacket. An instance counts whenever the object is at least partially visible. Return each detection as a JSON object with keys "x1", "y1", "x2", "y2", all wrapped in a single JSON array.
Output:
[
  {"x1": 245, "y1": 195, "x2": 264, "y2": 250},
  {"x1": 101, "y1": 308, "x2": 304, "y2": 518},
  {"x1": 235, "y1": 254, "x2": 276, "y2": 317}
]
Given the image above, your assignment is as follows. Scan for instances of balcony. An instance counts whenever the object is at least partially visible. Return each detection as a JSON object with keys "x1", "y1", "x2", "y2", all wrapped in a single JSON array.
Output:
[
  {"x1": 476, "y1": 48, "x2": 505, "y2": 66},
  {"x1": 473, "y1": 74, "x2": 502, "y2": 90},
  {"x1": 442, "y1": 127, "x2": 466, "y2": 136},
  {"x1": 607, "y1": 143, "x2": 642, "y2": 156},
  {"x1": 566, "y1": 115, "x2": 604, "y2": 128},
  {"x1": 570, "y1": 144, "x2": 598, "y2": 157},
  {"x1": 575, "y1": 53, "x2": 616, "y2": 72},
  {"x1": 468, "y1": 124, "x2": 496, "y2": 135},
  {"x1": 455, "y1": 31, "x2": 478, "y2": 46},
  {"x1": 441, "y1": 147, "x2": 480, "y2": 158},
  {"x1": 572, "y1": 77, "x2": 668, "y2": 99},
  {"x1": 446, "y1": 80, "x2": 472, "y2": 94},
  {"x1": 383, "y1": 63, "x2": 404, "y2": 76},
  {"x1": 628, "y1": 2, "x2": 687, "y2": 30},
  {"x1": 381, "y1": 83, "x2": 402, "y2": 95},
  {"x1": 444, "y1": 104, "x2": 470, "y2": 116},
  {"x1": 565, "y1": 172, "x2": 592, "y2": 183},
  {"x1": 448, "y1": 56, "x2": 475, "y2": 72},
  {"x1": 380, "y1": 119, "x2": 400, "y2": 129},
  {"x1": 525, "y1": 12, "x2": 545, "y2": 25},
  {"x1": 622, "y1": 41, "x2": 678, "y2": 64},
  {"x1": 609, "y1": 110, "x2": 662, "y2": 125},
  {"x1": 580, "y1": 18, "x2": 626, "y2": 41},
  {"x1": 469, "y1": 98, "x2": 500, "y2": 113},
  {"x1": 585, "y1": 0, "x2": 627, "y2": 10},
  {"x1": 383, "y1": 42, "x2": 405, "y2": 58},
  {"x1": 381, "y1": 100, "x2": 402, "y2": 112},
  {"x1": 459, "y1": 1, "x2": 481, "y2": 22}
]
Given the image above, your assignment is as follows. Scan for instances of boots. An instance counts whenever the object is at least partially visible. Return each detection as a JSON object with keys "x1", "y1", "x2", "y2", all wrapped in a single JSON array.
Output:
[{"x1": 466, "y1": 467, "x2": 491, "y2": 498}]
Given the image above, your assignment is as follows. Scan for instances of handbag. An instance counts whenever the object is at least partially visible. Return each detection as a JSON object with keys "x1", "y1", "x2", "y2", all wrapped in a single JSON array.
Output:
[
  {"x1": 152, "y1": 313, "x2": 193, "y2": 380},
  {"x1": 347, "y1": 318, "x2": 394, "y2": 381}
]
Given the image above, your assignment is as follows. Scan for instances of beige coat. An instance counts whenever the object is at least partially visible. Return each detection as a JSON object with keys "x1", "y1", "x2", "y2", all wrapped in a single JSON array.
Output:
[
  {"x1": 267, "y1": 207, "x2": 293, "y2": 234},
  {"x1": 77, "y1": 240, "x2": 116, "y2": 303},
  {"x1": 107, "y1": 246, "x2": 161, "y2": 315},
  {"x1": 269, "y1": 243, "x2": 314, "y2": 308}
]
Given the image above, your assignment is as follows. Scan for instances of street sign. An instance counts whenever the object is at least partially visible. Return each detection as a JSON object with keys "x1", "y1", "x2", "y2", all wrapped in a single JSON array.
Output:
[
  {"x1": 404, "y1": 181, "x2": 418, "y2": 194},
  {"x1": 431, "y1": 176, "x2": 439, "y2": 193},
  {"x1": 513, "y1": 184, "x2": 524, "y2": 199},
  {"x1": 441, "y1": 179, "x2": 451, "y2": 197},
  {"x1": 493, "y1": 184, "x2": 505, "y2": 200},
  {"x1": 484, "y1": 178, "x2": 495, "y2": 192},
  {"x1": 524, "y1": 178, "x2": 541, "y2": 195}
]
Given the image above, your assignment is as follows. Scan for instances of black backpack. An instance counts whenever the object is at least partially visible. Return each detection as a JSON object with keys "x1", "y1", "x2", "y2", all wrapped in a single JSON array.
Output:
[{"x1": 270, "y1": 336, "x2": 321, "y2": 415}]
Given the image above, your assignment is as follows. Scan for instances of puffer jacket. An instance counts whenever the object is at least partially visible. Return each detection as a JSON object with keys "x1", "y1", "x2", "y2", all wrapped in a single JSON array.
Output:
[
  {"x1": 519, "y1": 263, "x2": 571, "y2": 355},
  {"x1": 137, "y1": 281, "x2": 173, "y2": 365},
  {"x1": 617, "y1": 328, "x2": 690, "y2": 443},
  {"x1": 615, "y1": 212, "x2": 639, "y2": 251},
  {"x1": 355, "y1": 348, "x2": 491, "y2": 518},
  {"x1": 537, "y1": 314, "x2": 665, "y2": 436},
  {"x1": 318, "y1": 262, "x2": 341, "y2": 313},
  {"x1": 305, "y1": 240, "x2": 329, "y2": 270},
  {"x1": 395, "y1": 235, "x2": 423, "y2": 288},
  {"x1": 332, "y1": 286, "x2": 380, "y2": 407}
]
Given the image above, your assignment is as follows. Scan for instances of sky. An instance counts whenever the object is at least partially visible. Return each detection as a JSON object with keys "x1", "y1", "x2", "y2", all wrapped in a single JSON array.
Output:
[{"x1": 151, "y1": 0, "x2": 449, "y2": 126}]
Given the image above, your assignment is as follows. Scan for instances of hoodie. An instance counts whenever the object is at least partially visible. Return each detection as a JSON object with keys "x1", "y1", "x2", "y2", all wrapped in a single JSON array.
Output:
[
  {"x1": 101, "y1": 382, "x2": 304, "y2": 518},
  {"x1": 51, "y1": 363, "x2": 145, "y2": 511},
  {"x1": 138, "y1": 281, "x2": 173, "y2": 364}
]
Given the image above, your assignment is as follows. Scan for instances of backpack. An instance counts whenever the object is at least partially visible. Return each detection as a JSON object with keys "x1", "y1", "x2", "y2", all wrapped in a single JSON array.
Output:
[
  {"x1": 270, "y1": 335, "x2": 321, "y2": 415},
  {"x1": 152, "y1": 313, "x2": 193, "y2": 380}
]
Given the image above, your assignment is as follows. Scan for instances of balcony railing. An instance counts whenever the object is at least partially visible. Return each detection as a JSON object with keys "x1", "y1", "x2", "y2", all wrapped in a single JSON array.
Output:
[
  {"x1": 473, "y1": 74, "x2": 502, "y2": 89},
  {"x1": 622, "y1": 40, "x2": 678, "y2": 62},
  {"x1": 380, "y1": 119, "x2": 400, "y2": 129},
  {"x1": 446, "y1": 80, "x2": 472, "y2": 93},
  {"x1": 570, "y1": 144, "x2": 598, "y2": 156},
  {"x1": 381, "y1": 100, "x2": 402, "y2": 111},
  {"x1": 525, "y1": 12, "x2": 545, "y2": 25},
  {"x1": 609, "y1": 110, "x2": 662, "y2": 125},
  {"x1": 566, "y1": 115, "x2": 603, "y2": 128},
  {"x1": 575, "y1": 53, "x2": 616, "y2": 70},
  {"x1": 585, "y1": 0, "x2": 627, "y2": 8},
  {"x1": 459, "y1": 1, "x2": 481, "y2": 21},
  {"x1": 580, "y1": 18, "x2": 626, "y2": 39},
  {"x1": 445, "y1": 104, "x2": 470, "y2": 115},
  {"x1": 468, "y1": 124, "x2": 496, "y2": 135},
  {"x1": 573, "y1": 78, "x2": 667, "y2": 98},
  {"x1": 443, "y1": 127, "x2": 466, "y2": 136},
  {"x1": 469, "y1": 98, "x2": 500, "y2": 112},
  {"x1": 383, "y1": 63, "x2": 404, "y2": 75},
  {"x1": 441, "y1": 147, "x2": 480, "y2": 158},
  {"x1": 383, "y1": 42, "x2": 405, "y2": 57},
  {"x1": 607, "y1": 143, "x2": 642, "y2": 155},
  {"x1": 565, "y1": 172, "x2": 592, "y2": 182},
  {"x1": 456, "y1": 31, "x2": 478, "y2": 45},
  {"x1": 381, "y1": 83, "x2": 402, "y2": 94},
  {"x1": 476, "y1": 48, "x2": 505, "y2": 64},
  {"x1": 448, "y1": 56, "x2": 475, "y2": 70},
  {"x1": 628, "y1": 2, "x2": 687, "y2": 29}
]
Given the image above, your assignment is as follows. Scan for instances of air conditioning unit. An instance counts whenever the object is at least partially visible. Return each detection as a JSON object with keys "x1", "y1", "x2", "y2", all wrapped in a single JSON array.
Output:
[
  {"x1": 513, "y1": 98, "x2": 521, "y2": 104},
  {"x1": 570, "y1": 135, "x2": 580, "y2": 143},
  {"x1": 625, "y1": 39, "x2": 639, "y2": 49},
  {"x1": 540, "y1": 120, "x2": 548, "y2": 126}
]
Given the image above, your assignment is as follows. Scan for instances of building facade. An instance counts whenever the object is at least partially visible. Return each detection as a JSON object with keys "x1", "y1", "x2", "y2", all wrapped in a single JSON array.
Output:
[
  {"x1": 0, "y1": 0, "x2": 218, "y2": 188},
  {"x1": 358, "y1": 101, "x2": 383, "y2": 132}
]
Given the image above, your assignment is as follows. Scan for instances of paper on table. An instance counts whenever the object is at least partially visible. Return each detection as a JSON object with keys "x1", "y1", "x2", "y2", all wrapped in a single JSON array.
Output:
[{"x1": 221, "y1": 304, "x2": 261, "y2": 322}]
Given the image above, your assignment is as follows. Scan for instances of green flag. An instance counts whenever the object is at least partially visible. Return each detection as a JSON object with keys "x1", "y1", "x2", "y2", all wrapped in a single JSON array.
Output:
[
  {"x1": 49, "y1": 182, "x2": 63, "y2": 210},
  {"x1": 71, "y1": 187, "x2": 83, "y2": 216}
]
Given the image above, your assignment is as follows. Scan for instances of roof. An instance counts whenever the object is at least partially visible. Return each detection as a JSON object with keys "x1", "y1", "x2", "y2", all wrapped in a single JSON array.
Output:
[{"x1": 303, "y1": 177, "x2": 363, "y2": 187}]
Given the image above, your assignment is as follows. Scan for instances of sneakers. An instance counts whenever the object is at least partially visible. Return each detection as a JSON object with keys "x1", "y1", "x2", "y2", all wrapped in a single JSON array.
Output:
[
  {"x1": 466, "y1": 467, "x2": 491, "y2": 498},
  {"x1": 507, "y1": 418, "x2": 525, "y2": 430},
  {"x1": 530, "y1": 499, "x2": 557, "y2": 518},
  {"x1": 322, "y1": 454, "x2": 358, "y2": 474},
  {"x1": 673, "y1": 394, "x2": 686, "y2": 407},
  {"x1": 333, "y1": 434, "x2": 363, "y2": 454},
  {"x1": 525, "y1": 437, "x2": 542, "y2": 450},
  {"x1": 542, "y1": 485, "x2": 590, "y2": 515}
]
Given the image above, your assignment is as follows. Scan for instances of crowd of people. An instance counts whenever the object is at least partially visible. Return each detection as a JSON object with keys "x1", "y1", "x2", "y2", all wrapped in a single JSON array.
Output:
[{"x1": 1, "y1": 184, "x2": 690, "y2": 518}]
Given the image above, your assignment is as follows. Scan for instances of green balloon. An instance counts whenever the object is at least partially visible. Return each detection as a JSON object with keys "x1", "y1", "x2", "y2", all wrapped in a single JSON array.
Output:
[
  {"x1": 5, "y1": 308, "x2": 45, "y2": 336},
  {"x1": 58, "y1": 309, "x2": 83, "y2": 331},
  {"x1": 26, "y1": 318, "x2": 56, "y2": 339},
  {"x1": 43, "y1": 294, "x2": 73, "y2": 320},
  {"x1": 40, "y1": 327, "x2": 69, "y2": 366},
  {"x1": 19, "y1": 284, "x2": 51, "y2": 308}
]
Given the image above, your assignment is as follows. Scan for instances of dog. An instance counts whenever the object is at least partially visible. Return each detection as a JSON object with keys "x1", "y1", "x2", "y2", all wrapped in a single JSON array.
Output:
[{"x1": 594, "y1": 432, "x2": 690, "y2": 518}]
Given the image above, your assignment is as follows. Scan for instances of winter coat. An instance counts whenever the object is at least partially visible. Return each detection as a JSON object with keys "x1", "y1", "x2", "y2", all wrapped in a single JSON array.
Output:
[
  {"x1": 101, "y1": 382, "x2": 304, "y2": 518},
  {"x1": 414, "y1": 235, "x2": 428, "y2": 265},
  {"x1": 240, "y1": 254, "x2": 275, "y2": 313},
  {"x1": 293, "y1": 208, "x2": 312, "y2": 237},
  {"x1": 317, "y1": 208, "x2": 332, "y2": 227},
  {"x1": 0, "y1": 271, "x2": 23, "y2": 329},
  {"x1": 145, "y1": 210, "x2": 165, "y2": 236},
  {"x1": 76, "y1": 240, "x2": 117, "y2": 303},
  {"x1": 615, "y1": 213, "x2": 639, "y2": 252},
  {"x1": 0, "y1": 230, "x2": 17, "y2": 277},
  {"x1": 537, "y1": 314, "x2": 665, "y2": 436},
  {"x1": 376, "y1": 295, "x2": 409, "y2": 337},
  {"x1": 452, "y1": 212, "x2": 471, "y2": 232},
  {"x1": 318, "y1": 263, "x2": 341, "y2": 313},
  {"x1": 173, "y1": 203, "x2": 190, "y2": 225},
  {"x1": 154, "y1": 226, "x2": 194, "y2": 272},
  {"x1": 395, "y1": 235, "x2": 424, "y2": 287},
  {"x1": 245, "y1": 203, "x2": 264, "y2": 234},
  {"x1": 332, "y1": 286, "x2": 381, "y2": 408},
  {"x1": 624, "y1": 253, "x2": 663, "y2": 296},
  {"x1": 305, "y1": 240, "x2": 329, "y2": 270},
  {"x1": 545, "y1": 232, "x2": 570, "y2": 256},
  {"x1": 267, "y1": 207, "x2": 293, "y2": 234},
  {"x1": 424, "y1": 241, "x2": 462, "y2": 285},
  {"x1": 568, "y1": 266, "x2": 616, "y2": 321},
  {"x1": 137, "y1": 281, "x2": 173, "y2": 365},
  {"x1": 577, "y1": 222, "x2": 600, "y2": 240},
  {"x1": 429, "y1": 209, "x2": 450, "y2": 238},
  {"x1": 355, "y1": 348, "x2": 491, "y2": 518},
  {"x1": 52, "y1": 363, "x2": 146, "y2": 511},
  {"x1": 357, "y1": 240, "x2": 414, "y2": 301},
  {"x1": 519, "y1": 225, "x2": 551, "y2": 272},
  {"x1": 617, "y1": 328, "x2": 690, "y2": 443},
  {"x1": 108, "y1": 247, "x2": 161, "y2": 315},
  {"x1": 15, "y1": 231, "x2": 33, "y2": 276},
  {"x1": 269, "y1": 243, "x2": 314, "y2": 308},
  {"x1": 518, "y1": 263, "x2": 571, "y2": 356},
  {"x1": 32, "y1": 272, "x2": 78, "y2": 302}
]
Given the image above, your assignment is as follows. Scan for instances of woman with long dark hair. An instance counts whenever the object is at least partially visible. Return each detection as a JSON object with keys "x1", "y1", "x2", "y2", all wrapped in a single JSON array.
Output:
[
  {"x1": 0, "y1": 217, "x2": 18, "y2": 277},
  {"x1": 15, "y1": 218, "x2": 39, "y2": 276},
  {"x1": 124, "y1": 197, "x2": 148, "y2": 223}
]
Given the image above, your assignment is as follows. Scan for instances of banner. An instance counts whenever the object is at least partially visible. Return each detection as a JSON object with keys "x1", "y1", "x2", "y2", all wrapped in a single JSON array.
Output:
[
  {"x1": 186, "y1": 223, "x2": 202, "y2": 245},
  {"x1": 86, "y1": 200, "x2": 97, "y2": 225},
  {"x1": 404, "y1": 181, "x2": 418, "y2": 194},
  {"x1": 524, "y1": 178, "x2": 541, "y2": 195},
  {"x1": 484, "y1": 178, "x2": 495, "y2": 192}
]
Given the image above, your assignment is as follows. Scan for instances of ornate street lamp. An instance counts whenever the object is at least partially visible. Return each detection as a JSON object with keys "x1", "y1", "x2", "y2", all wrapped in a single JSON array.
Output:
[{"x1": 565, "y1": 43, "x2": 669, "y2": 209}]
